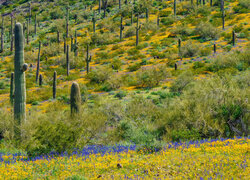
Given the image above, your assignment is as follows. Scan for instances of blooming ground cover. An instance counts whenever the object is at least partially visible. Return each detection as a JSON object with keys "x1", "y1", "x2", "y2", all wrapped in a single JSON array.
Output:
[{"x1": 0, "y1": 137, "x2": 249, "y2": 179}]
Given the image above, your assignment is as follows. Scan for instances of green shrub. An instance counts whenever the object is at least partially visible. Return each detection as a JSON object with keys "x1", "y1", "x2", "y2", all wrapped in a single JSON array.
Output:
[
  {"x1": 170, "y1": 71, "x2": 194, "y2": 93},
  {"x1": 195, "y1": 22, "x2": 220, "y2": 40}
]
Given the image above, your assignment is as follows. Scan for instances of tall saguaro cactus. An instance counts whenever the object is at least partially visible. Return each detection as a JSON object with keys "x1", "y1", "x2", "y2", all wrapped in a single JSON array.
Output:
[
  {"x1": 99, "y1": 0, "x2": 101, "y2": 14},
  {"x1": 10, "y1": 14, "x2": 14, "y2": 52},
  {"x1": 213, "y1": 43, "x2": 216, "y2": 54},
  {"x1": 66, "y1": 6, "x2": 69, "y2": 38},
  {"x1": 28, "y1": 2, "x2": 32, "y2": 24},
  {"x1": 70, "y1": 82, "x2": 81, "y2": 116},
  {"x1": 86, "y1": 44, "x2": 92, "y2": 74},
  {"x1": 34, "y1": 14, "x2": 37, "y2": 35},
  {"x1": 174, "y1": 0, "x2": 177, "y2": 17},
  {"x1": 119, "y1": 0, "x2": 121, "y2": 9},
  {"x1": 221, "y1": 0, "x2": 225, "y2": 30},
  {"x1": 135, "y1": 15, "x2": 141, "y2": 46},
  {"x1": 36, "y1": 41, "x2": 41, "y2": 83},
  {"x1": 14, "y1": 23, "x2": 28, "y2": 139},
  {"x1": 66, "y1": 45, "x2": 70, "y2": 76},
  {"x1": 146, "y1": 8, "x2": 149, "y2": 22},
  {"x1": 232, "y1": 31, "x2": 236, "y2": 46},
  {"x1": 26, "y1": 18, "x2": 29, "y2": 44},
  {"x1": 102, "y1": 0, "x2": 108, "y2": 18},
  {"x1": 57, "y1": 30, "x2": 60, "y2": 43},
  {"x1": 53, "y1": 71, "x2": 57, "y2": 99},
  {"x1": 157, "y1": 12, "x2": 160, "y2": 27},
  {"x1": 10, "y1": 72, "x2": 14, "y2": 104},
  {"x1": 178, "y1": 38, "x2": 182, "y2": 58},
  {"x1": 39, "y1": 74, "x2": 43, "y2": 86},
  {"x1": 1, "y1": 15, "x2": 4, "y2": 53},
  {"x1": 92, "y1": 11, "x2": 96, "y2": 33},
  {"x1": 120, "y1": 15, "x2": 124, "y2": 40}
]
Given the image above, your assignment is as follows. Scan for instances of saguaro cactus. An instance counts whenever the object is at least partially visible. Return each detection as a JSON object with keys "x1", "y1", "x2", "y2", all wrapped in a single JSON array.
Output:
[
  {"x1": 28, "y1": 2, "x2": 32, "y2": 24},
  {"x1": 26, "y1": 19, "x2": 29, "y2": 44},
  {"x1": 175, "y1": 63, "x2": 178, "y2": 70},
  {"x1": 70, "y1": 82, "x2": 81, "y2": 116},
  {"x1": 71, "y1": 36, "x2": 74, "y2": 52},
  {"x1": 232, "y1": 31, "x2": 236, "y2": 46},
  {"x1": 174, "y1": 0, "x2": 176, "y2": 17},
  {"x1": 146, "y1": 8, "x2": 149, "y2": 22},
  {"x1": 213, "y1": 43, "x2": 216, "y2": 54},
  {"x1": 74, "y1": 30, "x2": 77, "y2": 51},
  {"x1": 34, "y1": 14, "x2": 37, "y2": 35},
  {"x1": 66, "y1": 45, "x2": 70, "y2": 76},
  {"x1": 102, "y1": 0, "x2": 108, "y2": 18},
  {"x1": 10, "y1": 14, "x2": 14, "y2": 52},
  {"x1": 10, "y1": 72, "x2": 14, "y2": 104},
  {"x1": 92, "y1": 11, "x2": 96, "y2": 33},
  {"x1": 221, "y1": 0, "x2": 225, "y2": 30},
  {"x1": 64, "y1": 37, "x2": 66, "y2": 54},
  {"x1": 35, "y1": 41, "x2": 41, "y2": 83},
  {"x1": 157, "y1": 12, "x2": 160, "y2": 27},
  {"x1": 1, "y1": 15, "x2": 4, "y2": 53},
  {"x1": 14, "y1": 23, "x2": 28, "y2": 139},
  {"x1": 120, "y1": 15, "x2": 124, "y2": 40},
  {"x1": 66, "y1": 5, "x2": 69, "y2": 38},
  {"x1": 210, "y1": 0, "x2": 213, "y2": 6},
  {"x1": 119, "y1": 0, "x2": 121, "y2": 9},
  {"x1": 99, "y1": 0, "x2": 101, "y2": 14},
  {"x1": 135, "y1": 15, "x2": 141, "y2": 46},
  {"x1": 57, "y1": 30, "x2": 60, "y2": 43},
  {"x1": 39, "y1": 74, "x2": 43, "y2": 86},
  {"x1": 131, "y1": 10, "x2": 133, "y2": 25},
  {"x1": 178, "y1": 38, "x2": 182, "y2": 58},
  {"x1": 86, "y1": 44, "x2": 92, "y2": 74},
  {"x1": 53, "y1": 71, "x2": 57, "y2": 99}
]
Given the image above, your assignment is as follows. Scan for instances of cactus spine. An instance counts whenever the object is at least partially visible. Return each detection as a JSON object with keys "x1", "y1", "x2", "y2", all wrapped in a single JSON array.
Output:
[
  {"x1": 120, "y1": 15, "x2": 124, "y2": 40},
  {"x1": 135, "y1": 15, "x2": 141, "y2": 46},
  {"x1": 14, "y1": 23, "x2": 28, "y2": 139},
  {"x1": 70, "y1": 82, "x2": 81, "y2": 116},
  {"x1": 232, "y1": 31, "x2": 236, "y2": 46},
  {"x1": 53, "y1": 71, "x2": 57, "y2": 99},
  {"x1": 10, "y1": 72, "x2": 14, "y2": 104},
  {"x1": 86, "y1": 44, "x2": 92, "y2": 74},
  {"x1": 1, "y1": 15, "x2": 4, "y2": 53},
  {"x1": 39, "y1": 74, "x2": 43, "y2": 86},
  {"x1": 92, "y1": 11, "x2": 96, "y2": 33},
  {"x1": 36, "y1": 41, "x2": 41, "y2": 83},
  {"x1": 66, "y1": 45, "x2": 70, "y2": 76}
]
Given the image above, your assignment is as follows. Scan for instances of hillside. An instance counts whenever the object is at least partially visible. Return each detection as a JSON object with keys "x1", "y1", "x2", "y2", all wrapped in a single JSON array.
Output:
[{"x1": 0, "y1": 0, "x2": 249, "y2": 178}]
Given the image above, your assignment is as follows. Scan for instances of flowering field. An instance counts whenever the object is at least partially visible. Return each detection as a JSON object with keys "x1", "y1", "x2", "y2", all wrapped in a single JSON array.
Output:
[{"x1": 0, "y1": 137, "x2": 249, "y2": 179}]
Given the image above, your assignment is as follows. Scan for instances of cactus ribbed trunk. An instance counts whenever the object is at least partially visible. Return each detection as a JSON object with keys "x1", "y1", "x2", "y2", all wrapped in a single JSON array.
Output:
[
  {"x1": 232, "y1": 31, "x2": 236, "y2": 46},
  {"x1": 174, "y1": 0, "x2": 176, "y2": 17},
  {"x1": 36, "y1": 41, "x2": 41, "y2": 83},
  {"x1": 66, "y1": 45, "x2": 70, "y2": 76},
  {"x1": 92, "y1": 11, "x2": 96, "y2": 33},
  {"x1": 10, "y1": 15, "x2": 14, "y2": 52},
  {"x1": 28, "y1": 3, "x2": 31, "y2": 24},
  {"x1": 120, "y1": 16, "x2": 124, "y2": 40},
  {"x1": 178, "y1": 38, "x2": 181, "y2": 58},
  {"x1": 135, "y1": 15, "x2": 140, "y2": 46},
  {"x1": 66, "y1": 6, "x2": 69, "y2": 38},
  {"x1": 1, "y1": 15, "x2": 4, "y2": 53},
  {"x1": 70, "y1": 82, "x2": 81, "y2": 116},
  {"x1": 14, "y1": 23, "x2": 27, "y2": 139},
  {"x1": 86, "y1": 44, "x2": 92, "y2": 74},
  {"x1": 53, "y1": 71, "x2": 57, "y2": 99},
  {"x1": 10, "y1": 72, "x2": 14, "y2": 104},
  {"x1": 99, "y1": 0, "x2": 101, "y2": 14},
  {"x1": 39, "y1": 74, "x2": 43, "y2": 86},
  {"x1": 26, "y1": 19, "x2": 29, "y2": 44},
  {"x1": 57, "y1": 30, "x2": 60, "y2": 43},
  {"x1": 34, "y1": 14, "x2": 37, "y2": 35}
]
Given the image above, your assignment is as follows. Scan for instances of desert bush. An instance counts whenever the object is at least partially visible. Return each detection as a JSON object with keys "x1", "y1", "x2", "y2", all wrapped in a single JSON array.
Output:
[
  {"x1": 170, "y1": 71, "x2": 194, "y2": 94},
  {"x1": 87, "y1": 66, "x2": 113, "y2": 84},
  {"x1": 180, "y1": 40, "x2": 200, "y2": 58},
  {"x1": 195, "y1": 22, "x2": 220, "y2": 40},
  {"x1": 136, "y1": 65, "x2": 170, "y2": 88}
]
